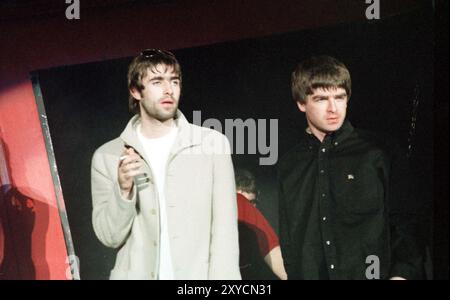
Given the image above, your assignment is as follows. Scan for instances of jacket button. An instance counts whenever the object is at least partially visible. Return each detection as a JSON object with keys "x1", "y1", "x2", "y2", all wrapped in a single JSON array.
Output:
[
  {"x1": 151, "y1": 272, "x2": 155, "y2": 278},
  {"x1": 153, "y1": 240, "x2": 157, "y2": 246},
  {"x1": 151, "y1": 209, "x2": 156, "y2": 215}
]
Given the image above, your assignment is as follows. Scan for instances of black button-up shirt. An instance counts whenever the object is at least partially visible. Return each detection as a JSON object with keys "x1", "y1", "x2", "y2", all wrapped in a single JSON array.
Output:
[{"x1": 278, "y1": 121, "x2": 424, "y2": 279}]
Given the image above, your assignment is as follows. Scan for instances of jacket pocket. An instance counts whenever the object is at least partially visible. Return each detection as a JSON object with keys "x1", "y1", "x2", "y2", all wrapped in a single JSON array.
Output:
[{"x1": 332, "y1": 167, "x2": 383, "y2": 214}]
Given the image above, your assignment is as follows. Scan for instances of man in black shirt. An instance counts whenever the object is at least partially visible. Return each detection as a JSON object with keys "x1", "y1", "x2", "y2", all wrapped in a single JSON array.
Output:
[{"x1": 278, "y1": 55, "x2": 424, "y2": 280}]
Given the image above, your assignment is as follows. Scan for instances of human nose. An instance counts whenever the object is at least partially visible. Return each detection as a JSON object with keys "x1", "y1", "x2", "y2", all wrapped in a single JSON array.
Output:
[
  {"x1": 163, "y1": 81, "x2": 173, "y2": 95},
  {"x1": 327, "y1": 99, "x2": 337, "y2": 112}
]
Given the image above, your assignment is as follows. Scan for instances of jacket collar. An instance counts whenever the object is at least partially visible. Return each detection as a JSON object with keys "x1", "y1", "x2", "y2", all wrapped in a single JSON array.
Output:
[
  {"x1": 304, "y1": 120, "x2": 354, "y2": 147},
  {"x1": 120, "y1": 110, "x2": 202, "y2": 161},
  {"x1": 331, "y1": 120, "x2": 354, "y2": 145}
]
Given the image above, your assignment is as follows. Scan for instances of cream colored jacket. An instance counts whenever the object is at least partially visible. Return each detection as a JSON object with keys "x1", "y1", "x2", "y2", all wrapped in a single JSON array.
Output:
[{"x1": 91, "y1": 111, "x2": 240, "y2": 280}]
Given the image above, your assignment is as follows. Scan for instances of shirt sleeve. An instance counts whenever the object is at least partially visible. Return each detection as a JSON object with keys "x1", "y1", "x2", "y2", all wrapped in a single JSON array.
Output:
[{"x1": 237, "y1": 193, "x2": 280, "y2": 257}]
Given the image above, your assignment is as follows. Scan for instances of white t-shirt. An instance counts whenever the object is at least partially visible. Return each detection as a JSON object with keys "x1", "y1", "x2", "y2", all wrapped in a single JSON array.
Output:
[{"x1": 137, "y1": 124, "x2": 178, "y2": 280}]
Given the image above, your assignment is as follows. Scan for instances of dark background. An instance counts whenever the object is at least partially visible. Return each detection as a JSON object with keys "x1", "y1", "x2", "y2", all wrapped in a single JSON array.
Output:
[{"x1": 36, "y1": 8, "x2": 434, "y2": 279}]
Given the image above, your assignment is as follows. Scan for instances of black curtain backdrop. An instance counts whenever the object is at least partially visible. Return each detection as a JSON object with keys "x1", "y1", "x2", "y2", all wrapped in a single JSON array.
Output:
[{"x1": 36, "y1": 8, "x2": 434, "y2": 279}]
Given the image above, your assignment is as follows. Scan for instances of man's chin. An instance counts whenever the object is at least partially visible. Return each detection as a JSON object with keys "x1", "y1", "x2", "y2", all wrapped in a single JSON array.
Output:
[
  {"x1": 323, "y1": 123, "x2": 343, "y2": 133},
  {"x1": 158, "y1": 108, "x2": 177, "y2": 121}
]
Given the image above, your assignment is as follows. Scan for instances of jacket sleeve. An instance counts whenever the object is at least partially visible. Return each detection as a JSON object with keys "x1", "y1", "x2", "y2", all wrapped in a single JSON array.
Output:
[
  {"x1": 388, "y1": 142, "x2": 426, "y2": 279},
  {"x1": 208, "y1": 134, "x2": 241, "y2": 280},
  {"x1": 91, "y1": 149, "x2": 137, "y2": 248}
]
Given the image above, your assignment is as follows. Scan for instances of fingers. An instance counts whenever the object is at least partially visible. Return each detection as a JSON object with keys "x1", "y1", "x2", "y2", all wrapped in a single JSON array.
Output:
[
  {"x1": 121, "y1": 161, "x2": 144, "y2": 174},
  {"x1": 122, "y1": 169, "x2": 145, "y2": 181},
  {"x1": 119, "y1": 148, "x2": 140, "y2": 167},
  {"x1": 119, "y1": 155, "x2": 143, "y2": 176},
  {"x1": 118, "y1": 147, "x2": 145, "y2": 194}
]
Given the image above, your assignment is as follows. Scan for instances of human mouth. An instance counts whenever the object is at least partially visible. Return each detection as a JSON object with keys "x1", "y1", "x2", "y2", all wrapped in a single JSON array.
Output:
[
  {"x1": 160, "y1": 99, "x2": 175, "y2": 106},
  {"x1": 326, "y1": 116, "x2": 339, "y2": 124}
]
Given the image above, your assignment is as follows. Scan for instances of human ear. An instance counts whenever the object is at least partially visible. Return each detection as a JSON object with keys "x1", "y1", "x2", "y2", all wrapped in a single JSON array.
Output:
[
  {"x1": 130, "y1": 88, "x2": 142, "y2": 101},
  {"x1": 297, "y1": 101, "x2": 306, "y2": 112}
]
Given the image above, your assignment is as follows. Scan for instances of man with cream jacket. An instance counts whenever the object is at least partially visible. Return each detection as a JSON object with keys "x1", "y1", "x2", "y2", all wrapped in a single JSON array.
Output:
[{"x1": 91, "y1": 49, "x2": 240, "y2": 280}]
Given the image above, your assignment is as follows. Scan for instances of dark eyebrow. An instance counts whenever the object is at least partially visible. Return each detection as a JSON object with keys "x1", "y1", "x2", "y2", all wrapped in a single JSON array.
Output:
[
  {"x1": 148, "y1": 76, "x2": 180, "y2": 82},
  {"x1": 311, "y1": 93, "x2": 347, "y2": 100},
  {"x1": 335, "y1": 93, "x2": 347, "y2": 98},
  {"x1": 312, "y1": 95, "x2": 328, "y2": 99},
  {"x1": 148, "y1": 76, "x2": 164, "y2": 82}
]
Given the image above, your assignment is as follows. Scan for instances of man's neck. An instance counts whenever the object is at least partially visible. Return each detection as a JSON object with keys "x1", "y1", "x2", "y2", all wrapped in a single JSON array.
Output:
[
  {"x1": 307, "y1": 126, "x2": 327, "y2": 143},
  {"x1": 139, "y1": 115, "x2": 175, "y2": 139}
]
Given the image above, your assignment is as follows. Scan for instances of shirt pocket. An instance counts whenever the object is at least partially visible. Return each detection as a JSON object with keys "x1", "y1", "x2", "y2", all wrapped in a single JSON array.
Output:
[{"x1": 332, "y1": 166, "x2": 384, "y2": 214}]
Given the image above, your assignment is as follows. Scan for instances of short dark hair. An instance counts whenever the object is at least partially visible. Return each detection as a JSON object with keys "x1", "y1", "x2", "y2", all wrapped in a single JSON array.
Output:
[
  {"x1": 127, "y1": 49, "x2": 182, "y2": 114},
  {"x1": 235, "y1": 169, "x2": 257, "y2": 194},
  {"x1": 291, "y1": 55, "x2": 351, "y2": 104}
]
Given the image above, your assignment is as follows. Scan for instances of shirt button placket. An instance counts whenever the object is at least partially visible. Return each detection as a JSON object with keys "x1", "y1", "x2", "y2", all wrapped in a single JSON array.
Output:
[{"x1": 319, "y1": 142, "x2": 334, "y2": 276}]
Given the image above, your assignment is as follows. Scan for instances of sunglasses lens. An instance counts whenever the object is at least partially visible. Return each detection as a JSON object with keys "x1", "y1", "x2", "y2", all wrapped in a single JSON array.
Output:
[
  {"x1": 141, "y1": 49, "x2": 157, "y2": 58},
  {"x1": 140, "y1": 49, "x2": 175, "y2": 58}
]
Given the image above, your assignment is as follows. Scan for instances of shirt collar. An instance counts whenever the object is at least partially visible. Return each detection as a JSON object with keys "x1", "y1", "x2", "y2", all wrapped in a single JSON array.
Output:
[
  {"x1": 332, "y1": 120, "x2": 354, "y2": 145},
  {"x1": 304, "y1": 120, "x2": 354, "y2": 146}
]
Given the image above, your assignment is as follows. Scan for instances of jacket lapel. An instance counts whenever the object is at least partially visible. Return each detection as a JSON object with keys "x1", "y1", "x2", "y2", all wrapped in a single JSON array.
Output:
[
  {"x1": 169, "y1": 111, "x2": 202, "y2": 161},
  {"x1": 119, "y1": 115, "x2": 149, "y2": 161},
  {"x1": 119, "y1": 111, "x2": 203, "y2": 165}
]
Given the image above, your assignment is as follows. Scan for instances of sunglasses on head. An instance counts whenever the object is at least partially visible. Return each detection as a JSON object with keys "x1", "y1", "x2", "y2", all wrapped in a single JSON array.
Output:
[{"x1": 140, "y1": 48, "x2": 175, "y2": 59}]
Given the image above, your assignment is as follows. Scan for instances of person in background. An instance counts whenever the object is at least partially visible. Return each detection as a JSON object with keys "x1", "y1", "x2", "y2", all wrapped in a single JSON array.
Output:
[{"x1": 235, "y1": 168, "x2": 287, "y2": 280}]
